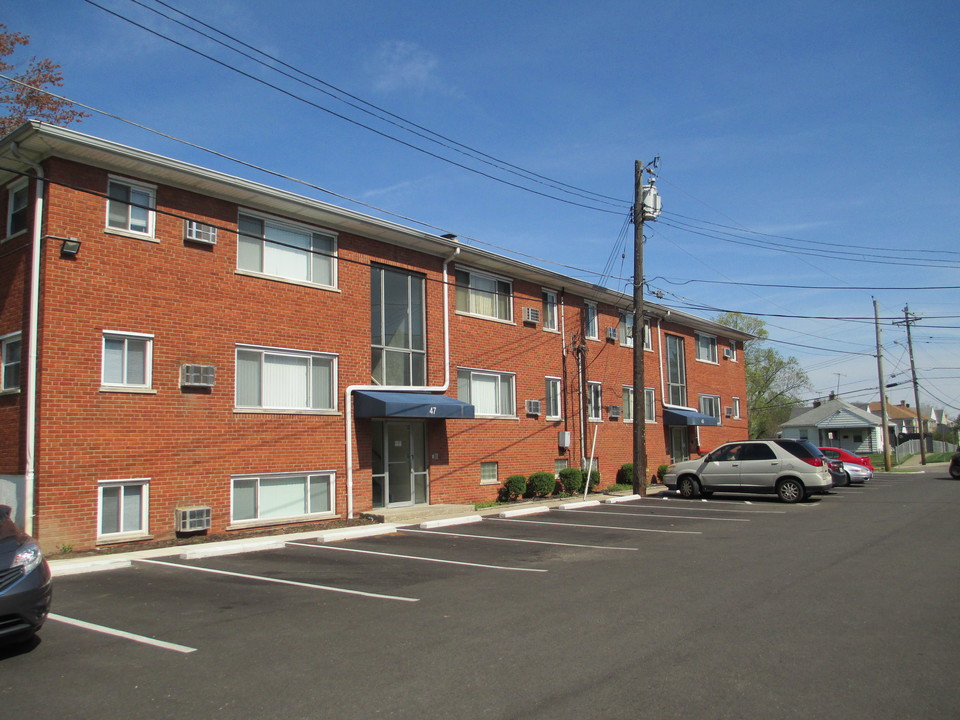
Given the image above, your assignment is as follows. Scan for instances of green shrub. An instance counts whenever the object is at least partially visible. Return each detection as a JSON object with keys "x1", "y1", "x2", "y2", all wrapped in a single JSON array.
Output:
[
  {"x1": 616, "y1": 464, "x2": 633, "y2": 485},
  {"x1": 558, "y1": 467, "x2": 583, "y2": 494},
  {"x1": 503, "y1": 474, "x2": 527, "y2": 501},
  {"x1": 657, "y1": 464, "x2": 670, "y2": 483},
  {"x1": 527, "y1": 471, "x2": 556, "y2": 498},
  {"x1": 586, "y1": 468, "x2": 600, "y2": 491}
]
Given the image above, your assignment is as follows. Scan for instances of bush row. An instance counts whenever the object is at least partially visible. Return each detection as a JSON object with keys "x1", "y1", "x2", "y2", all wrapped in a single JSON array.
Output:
[{"x1": 498, "y1": 467, "x2": 601, "y2": 501}]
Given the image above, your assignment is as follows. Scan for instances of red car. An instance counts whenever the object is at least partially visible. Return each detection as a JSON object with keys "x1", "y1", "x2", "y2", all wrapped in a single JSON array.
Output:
[{"x1": 819, "y1": 447, "x2": 875, "y2": 472}]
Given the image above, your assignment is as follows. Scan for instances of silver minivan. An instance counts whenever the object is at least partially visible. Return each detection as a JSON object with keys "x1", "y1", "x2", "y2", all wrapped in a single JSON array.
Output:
[{"x1": 664, "y1": 439, "x2": 833, "y2": 503}]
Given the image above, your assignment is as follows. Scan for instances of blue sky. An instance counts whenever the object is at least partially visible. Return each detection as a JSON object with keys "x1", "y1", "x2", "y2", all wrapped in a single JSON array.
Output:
[{"x1": 6, "y1": 0, "x2": 960, "y2": 418}]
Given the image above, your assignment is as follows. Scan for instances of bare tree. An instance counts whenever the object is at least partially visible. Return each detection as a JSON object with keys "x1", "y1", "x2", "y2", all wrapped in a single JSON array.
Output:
[{"x1": 1, "y1": 25, "x2": 88, "y2": 136}]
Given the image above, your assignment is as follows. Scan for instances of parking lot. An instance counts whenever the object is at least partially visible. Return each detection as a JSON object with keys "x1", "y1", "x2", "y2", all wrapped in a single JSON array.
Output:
[{"x1": 4, "y1": 469, "x2": 959, "y2": 720}]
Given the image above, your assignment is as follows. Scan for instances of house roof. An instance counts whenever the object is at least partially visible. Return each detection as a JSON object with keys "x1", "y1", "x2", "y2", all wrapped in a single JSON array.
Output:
[
  {"x1": 867, "y1": 402, "x2": 934, "y2": 422},
  {"x1": 0, "y1": 122, "x2": 755, "y2": 343},
  {"x1": 781, "y1": 398, "x2": 885, "y2": 429}
]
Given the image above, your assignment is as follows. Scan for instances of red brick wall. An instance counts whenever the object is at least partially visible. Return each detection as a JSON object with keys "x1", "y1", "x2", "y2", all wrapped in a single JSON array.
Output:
[{"x1": 25, "y1": 156, "x2": 749, "y2": 551}]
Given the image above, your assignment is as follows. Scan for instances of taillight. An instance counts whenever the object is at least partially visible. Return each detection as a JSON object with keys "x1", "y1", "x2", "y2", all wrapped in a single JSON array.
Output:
[{"x1": 801, "y1": 457, "x2": 824, "y2": 467}]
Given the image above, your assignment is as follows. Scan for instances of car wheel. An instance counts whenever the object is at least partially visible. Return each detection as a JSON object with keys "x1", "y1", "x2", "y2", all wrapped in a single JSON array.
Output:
[
  {"x1": 776, "y1": 478, "x2": 804, "y2": 504},
  {"x1": 841, "y1": 472, "x2": 851, "y2": 487},
  {"x1": 950, "y1": 464, "x2": 960, "y2": 480},
  {"x1": 678, "y1": 476, "x2": 699, "y2": 499}
]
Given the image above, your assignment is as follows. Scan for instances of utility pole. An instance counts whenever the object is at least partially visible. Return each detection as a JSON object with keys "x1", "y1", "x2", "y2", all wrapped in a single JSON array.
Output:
[
  {"x1": 898, "y1": 305, "x2": 926, "y2": 465},
  {"x1": 632, "y1": 159, "x2": 660, "y2": 495},
  {"x1": 873, "y1": 299, "x2": 892, "y2": 471}
]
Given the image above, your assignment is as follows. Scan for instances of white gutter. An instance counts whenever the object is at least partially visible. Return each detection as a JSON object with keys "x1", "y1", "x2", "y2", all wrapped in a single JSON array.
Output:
[
  {"x1": 10, "y1": 143, "x2": 43, "y2": 534},
  {"x1": 343, "y1": 247, "x2": 460, "y2": 519}
]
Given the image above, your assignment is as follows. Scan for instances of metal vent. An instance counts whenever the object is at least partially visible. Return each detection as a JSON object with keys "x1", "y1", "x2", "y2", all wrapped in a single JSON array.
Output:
[
  {"x1": 184, "y1": 219, "x2": 218, "y2": 245},
  {"x1": 175, "y1": 506, "x2": 212, "y2": 532},
  {"x1": 522, "y1": 307, "x2": 541, "y2": 324},
  {"x1": 180, "y1": 364, "x2": 215, "y2": 388},
  {"x1": 605, "y1": 326, "x2": 619, "y2": 341},
  {"x1": 525, "y1": 399, "x2": 542, "y2": 416},
  {"x1": 608, "y1": 405, "x2": 623, "y2": 418}
]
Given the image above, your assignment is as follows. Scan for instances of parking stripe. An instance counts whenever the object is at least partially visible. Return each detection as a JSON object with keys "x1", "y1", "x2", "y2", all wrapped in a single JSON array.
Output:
[
  {"x1": 401, "y1": 528, "x2": 639, "y2": 551},
  {"x1": 554, "y1": 508, "x2": 748, "y2": 522},
  {"x1": 286, "y1": 541, "x2": 547, "y2": 572},
  {"x1": 49, "y1": 613, "x2": 197, "y2": 654},
  {"x1": 488, "y1": 517, "x2": 701, "y2": 534},
  {"x1": 136, "y1": 559, "x2": 419, "y2": 602}
]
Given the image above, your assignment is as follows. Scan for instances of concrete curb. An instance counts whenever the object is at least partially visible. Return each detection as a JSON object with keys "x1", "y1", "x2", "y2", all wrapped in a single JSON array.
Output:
[{"x1": 418, "y1": 515, "x2": 483, "y2": 529}]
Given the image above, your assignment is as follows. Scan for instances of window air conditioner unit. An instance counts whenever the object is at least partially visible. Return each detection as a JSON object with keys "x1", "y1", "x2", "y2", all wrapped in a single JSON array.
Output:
[
  {"x1": 184, "y1": 219, "x2": 218, "y2": 245},
  {"x1": 605, "y1": 326, "x2": 618, "y2": 341},
  {"x1": 723, "y1": 347, "x2": 732, "y2": 359},
  {"x1": 180, "y1": 364, "x2": 216, "y2": 388},
  {"x1": 608, "y1": 405, "x2": 623, "y2": 418},
  {"x1": 522, "y1": 307, "x2": 541, "y2": 324},
  {"x1": 175, "y1": 506, "x2": 212, "y2": 532},
  {"x1": 525, "y1": 399, "x2": 542, "y2": 416},
  {"x1": 724, "y1": 407, "x2": 733, "y2": 418}
]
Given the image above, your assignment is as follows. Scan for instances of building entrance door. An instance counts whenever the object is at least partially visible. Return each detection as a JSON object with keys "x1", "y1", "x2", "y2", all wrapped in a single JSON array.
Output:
[
  {"x1": 670, "y1": 427, "x2": 690, "y2": 463},
  {"x1": 372, "y1": 421, "x2": 428, "y2": 508}
]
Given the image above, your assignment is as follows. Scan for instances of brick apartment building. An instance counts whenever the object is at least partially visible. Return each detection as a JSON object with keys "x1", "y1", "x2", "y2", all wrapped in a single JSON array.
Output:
[{"x1": 0, "y1": 122, "x2": 750, "y2": 552}]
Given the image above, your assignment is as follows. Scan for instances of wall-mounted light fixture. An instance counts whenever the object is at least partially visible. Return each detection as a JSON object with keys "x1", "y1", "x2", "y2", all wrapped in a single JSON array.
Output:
[{"x1": 59, "y1": 238, "x2": 81, "y2": 257}]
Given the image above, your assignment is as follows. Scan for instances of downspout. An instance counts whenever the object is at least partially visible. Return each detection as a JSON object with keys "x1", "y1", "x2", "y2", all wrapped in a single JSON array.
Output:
[
  {"x1": 343, "y1": 245, "x2": 460, "y2": 518},
  {"x1": 10, "y1": 143, "x2": 43, "y2": 534}
]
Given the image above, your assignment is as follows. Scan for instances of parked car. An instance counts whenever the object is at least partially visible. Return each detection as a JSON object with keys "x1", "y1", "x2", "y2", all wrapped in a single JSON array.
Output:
[
  {"x1": 826, "y1": 459, "x2": 848, "y2": 487},
  {"x1": 664, "y1": 439, "x2": 833, "y2": 503},
  {"x1": 0, "y1": 506, "x2": 52, "y2": 644},
  {"x1": 819, "y1": 447, "x2": 874, "y2": 485},
  {"x1": 950, "y1": 451, "x2": 960, "y2": 480}
]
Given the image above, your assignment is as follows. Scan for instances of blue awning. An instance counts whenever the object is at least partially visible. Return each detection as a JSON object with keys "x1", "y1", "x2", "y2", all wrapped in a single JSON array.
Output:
[
  {"x1": 353, "y1": 390, "x2": 475, "y2": 419},
  {"x1": 662, "y1": 407, "x2": 720, "y2": 426}
]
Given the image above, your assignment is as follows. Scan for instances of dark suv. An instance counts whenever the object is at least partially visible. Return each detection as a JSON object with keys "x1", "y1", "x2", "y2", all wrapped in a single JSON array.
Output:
[
  {"x1": 664, "y1": 439, "x2": 834, "y2": 503},
  {"x1": 0, "y1": 506, "x2": 53, "y2": 644}
]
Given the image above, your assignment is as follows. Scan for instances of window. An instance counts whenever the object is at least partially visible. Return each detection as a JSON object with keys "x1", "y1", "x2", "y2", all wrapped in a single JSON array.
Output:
[
  {"x1": 542, "y1": 290, "x2": 558, "y2": 331},
  {"x1": 696, "y1": 332, "x2": 718, "y2": 363},
  {"x1": 232, "y1": 471, "x2": 334, "y2": 523},
  {"x1": 480, "y1": 462, "x2": 499, "y2": 485},
  {"x1": 665, "y1": 335, "x2": 687, "y2": 406},
  {"x1": 1, "y1": 332, "x2": 21, "y2": 392},
  {"x1": 102, "y1": 331, "x2": 153, "y2": 389},
  {"x1": 98, "y1": 479, "x2": 149, "y2": 539},
  {"x1": 545, "y1": 377, "x2": 561, "y2": 420},
  {"x1": 623, "y1": 386, "x2": 634, "y2": 422},
  {"x1": 645, "y1": 387, "x2": 656, "y2": 423},
  {"x1": 733, "y1": 397, "x2": 741, "y2": 419},
  {"x1": 107, "y1": 178, "x2": 155, "y2": 236},
  {"x1": 643, "y1": 320, "x2": 653, "y2": 351},
  {"x1": 371, "y1": 265, "x2": 425, "y2": 386},
  {"x1": 6, "y1": 180, "x2": 28, "y2": 237},
  {"x1": 728, "y1": 341, "x2": 738, "y2": 362},
  {"x1": 584, "y1": 302, "x2": 598, "y2": 340},
  {"x1": 554, "y1": 458, "x2": 568, "y2": 477},
  {"x1": 458, "y1": 368, "x2": 515, "y2": 417},
  {"x1": 620, "y1": 313, "x2": 634, "y2": 348},
  {"x1": 699, "y1": 394, "x2": 721, "y2": 422},
  {"x1": 455, "y1": 268, "x2": 512, "y2": 322},
  {"x1": 236, "y1": 345, "x2": 336, "y2": 411},
  {"x1": 588, "y1": 381, "x2": 603, "y2": 420},
  {"x1": 238, "y1": 213, "x2": 336, "y2": 287}
]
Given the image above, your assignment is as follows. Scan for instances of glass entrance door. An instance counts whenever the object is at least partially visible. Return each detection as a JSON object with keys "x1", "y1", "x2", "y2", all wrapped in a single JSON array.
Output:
[
  {"x1": 372, "y1": 421, "x2": 428, "y2": 508},
  {"x1": 670, "y1": 426, "x2": 689, "y2": 463}
]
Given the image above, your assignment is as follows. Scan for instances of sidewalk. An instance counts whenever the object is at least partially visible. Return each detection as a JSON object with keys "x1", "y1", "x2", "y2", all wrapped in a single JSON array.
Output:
[{"x1": 49, "y1": 486, "x2": 668, "y2": 577}]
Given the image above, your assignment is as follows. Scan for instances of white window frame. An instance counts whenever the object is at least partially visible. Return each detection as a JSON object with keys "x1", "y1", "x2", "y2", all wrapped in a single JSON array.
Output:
[
  {"x1": 1, "y1": 332, "x2": 21, "y2": 393},
  {"x1": 455, "y1": 267, "x2": 513, "y2": 322},
  {"x1": 542, "y1": 289, "x2": 558, "y2": 332},
  {"x1": 728, "y1": 340, "x2": 738, "y2": 362},
  {"x1": 6, "y1": 179, "x2": 28, "y2": 239},
  {"x1": 106, "y1": 177, "x2": 156, "y2": 238},
  {"x1": 237, "y1": 211, "x2": 338, "y2": 288},
  {"x1": 235, "y1": 344, "x2": 337, "y2": 413},
  {"x1": 457, "y1": 367, "x2": 516, "y2": 418},
  {"x1": 230, "y1": 471, "x2": 336, "y2": 525},
  {"x1": 620, "y1": 313, "x2": 634, "y2": 348},
  {"x1": 645, "y1": 387, "x2": 656, "y2": 423},
  {"x1": 699, "y1": 394, "x2": 722, "y2": 423},
  {"x1": 584, "y1": 301, "x2": 598, "y2": 340},
  {"x1": 97, "y1": 478, "x2": 150, "y2": 541},
  {"x1": 695, "y1": 332, "x2": 719, "y2": 364},
  {"x1": 588, "y1": 381, "x2": 603, "y2": 421},
  {"x1": 545, "y1": 376, "x2": 562, "y2": 420},
  {"x1": 733, "y1": 397, "x2": 742, "y2": 420},
  {"x1": 623, "y1": 385, "x2": 634, "y2": 422},
  {"x1": 643, "y1": 320, "x2": 653, "y2": 351},
  {"x1": 101, "y1": 331, "x2": 153, "y2": 390},
  {"x1": 480, "y1": 462, "x2": 499, "y2": 486}
]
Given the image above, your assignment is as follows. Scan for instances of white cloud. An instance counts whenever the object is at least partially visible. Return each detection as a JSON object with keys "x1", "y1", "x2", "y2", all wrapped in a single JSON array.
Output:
[{"x1": 368, "y1": 40, "x2": 452, "y2": 97}]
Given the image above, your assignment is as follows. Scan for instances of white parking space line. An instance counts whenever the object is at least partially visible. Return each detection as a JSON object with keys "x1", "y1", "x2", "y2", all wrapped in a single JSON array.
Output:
[
  {"x1": 612, "y1": 503, "x2": 786, "y2": 515},
  {"x1": 488, "y1": 517, "x2": 702, "y2": 534},
  {"x1": 136, "y1": 559, "x2": 419, "y2": 602},
  {"x1": 49, "y1": 613, "x2": 197, "y2": 654},
  {"x1": 554, "y1": 508, "x2": 748, "y2": 522},
  {"x1": 401, "y1": 528, "x2": 639, "y2": 551},
  {"x1": 286, "y1": 541, "x2": 547, "y2": 572}
]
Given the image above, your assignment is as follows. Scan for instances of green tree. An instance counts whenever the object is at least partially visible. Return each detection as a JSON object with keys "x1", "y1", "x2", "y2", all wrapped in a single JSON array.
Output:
[
  {"x1": 1, "y1": 25, "x2": 87, "y2": 136},
  {"x1": 713, "y1": 312, "x2": 810, "y2": 439}
]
